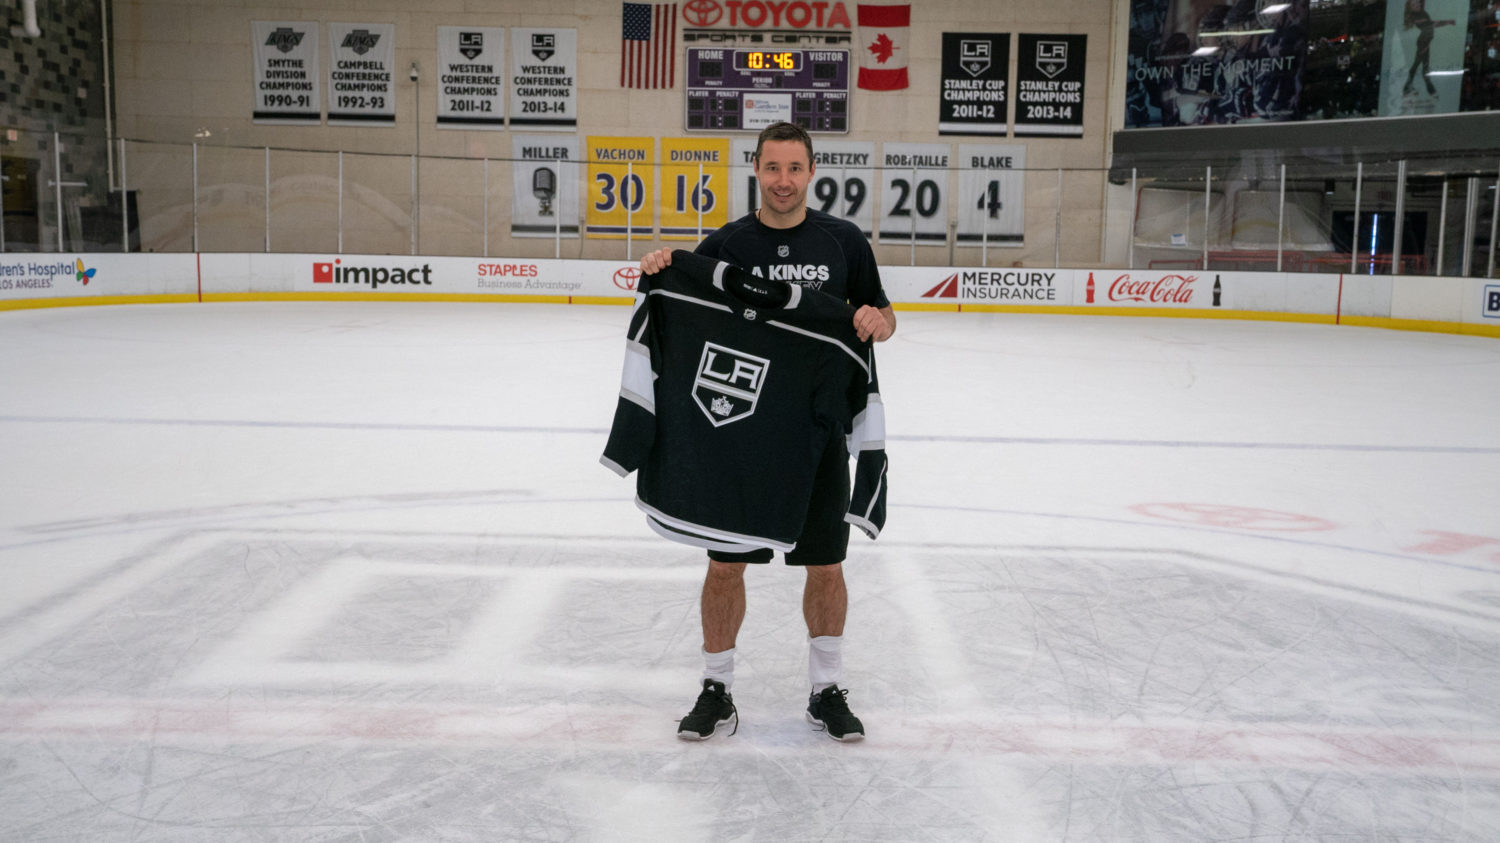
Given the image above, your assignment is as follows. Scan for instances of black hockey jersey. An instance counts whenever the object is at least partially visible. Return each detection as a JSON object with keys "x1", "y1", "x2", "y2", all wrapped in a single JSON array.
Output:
[{"x1": 601, "y1": 250, "x2": 887, "y2": 553}]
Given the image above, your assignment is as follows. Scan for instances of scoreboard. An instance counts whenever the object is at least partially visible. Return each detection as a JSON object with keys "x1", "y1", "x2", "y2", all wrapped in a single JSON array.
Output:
[{"x1": 685, "y1": 48, "x2": 850, "y2": 134}]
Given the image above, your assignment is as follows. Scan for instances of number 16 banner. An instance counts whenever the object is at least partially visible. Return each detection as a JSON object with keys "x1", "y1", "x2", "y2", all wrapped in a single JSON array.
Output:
[
  {"x1": 660, "y1": 138, "x2": 729, "y2": 240},
  {"x1": 956, "y1": 144, "x2": 1025, "y2": 246}
]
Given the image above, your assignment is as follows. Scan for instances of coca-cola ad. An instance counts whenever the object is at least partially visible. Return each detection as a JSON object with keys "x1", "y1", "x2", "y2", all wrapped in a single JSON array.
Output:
[{"x1": 1083, "y1": 271, "x2": 1224, "y2": 308}]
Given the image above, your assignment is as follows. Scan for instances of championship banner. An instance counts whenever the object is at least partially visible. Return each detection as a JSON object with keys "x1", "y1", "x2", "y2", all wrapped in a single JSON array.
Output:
[
  {"x1": 1015, "y1": 34, "x2": 1085, "y2": 137},
  {"x1": 938, "y1": 33, "x2": 1009, "y2": 136},
  {"x1": 731, "y1": 139, "x2": 876, "y2": 237},
  {"x1": 1378, "y1": 0, "x2": 1466, "y2": 117},
  {"x1": 878, "y1": 143, "x2": 949, "y2": 245},
  {"x1": 327, "y1": 23, "x2": 395, "y2": 126},
  {"x1": 660, "y1": 138, "x2": 730, "y2": 240},
  {"x1": 955, "y1": 144, "x2": 1025, "y2": 247},
  {"x1": 510, "y1": 28, "x2": 578, "y2": 130},
  {"x1": 252, "y1": 22, "x2": 321, "y2": 124},
  {"x1": 436, "y1": 26, "x2": 505, "y2": 130},
  {"x1": 511, "y1": 136, "x2": 580, "y2": 239},
  {"x1": 586, "y1": 137, "x2": 655, "y2": 239}
]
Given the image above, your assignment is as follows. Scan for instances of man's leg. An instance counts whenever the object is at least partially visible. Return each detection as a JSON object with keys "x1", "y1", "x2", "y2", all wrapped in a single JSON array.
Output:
[
  {"x1": 802, "y1": 562, "x2": 863, "y2": 741},
  {"x1": 703, "y1": 558, "x2": 748, "y2": 652},
  {"x1": 803, "y1": 562, "x2": 846, "y2": 638}
]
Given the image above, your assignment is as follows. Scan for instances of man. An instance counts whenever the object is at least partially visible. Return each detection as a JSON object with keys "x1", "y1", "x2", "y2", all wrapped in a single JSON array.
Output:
[{"x1": 639, "y1": 122, "x2": 896, "y2": 742}]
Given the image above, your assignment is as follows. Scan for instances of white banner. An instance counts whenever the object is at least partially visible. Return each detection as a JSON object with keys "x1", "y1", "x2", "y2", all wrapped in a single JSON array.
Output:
[
  {"x1": 252, "y1": 22, "x2": 320, "y2": 124},
  {"x1": 437, "y1": 26, "x2": 505, "y2": 130},
  {"x1": 879, "y1": 143, "x2": 949, "y2": 245},
  {"x1": 731, "y1": 139, "x2": 876, "y2": 238},
  {"x1": 327, "y1": 23, "x2": 395, "y2": 126},
  {"x1": 509, "y1": 28, "x2": 578, "y2": 131},
  {"x1": 956, "y1": 144, "x2": 1025, "y2": 247},
  {"x1": 511, "y1": 136, "x2": 581, "y2": 239}
]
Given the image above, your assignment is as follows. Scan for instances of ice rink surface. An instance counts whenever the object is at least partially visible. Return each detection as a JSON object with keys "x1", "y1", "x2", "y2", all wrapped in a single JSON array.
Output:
[{"x1": 2, "y1": 300, "x2": 1499, "y2": 841}]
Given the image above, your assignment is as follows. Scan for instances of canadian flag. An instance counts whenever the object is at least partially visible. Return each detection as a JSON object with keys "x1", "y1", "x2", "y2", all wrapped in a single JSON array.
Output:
[{"x1": 856, "y1": 4, "x2": 910, "y2": 91}]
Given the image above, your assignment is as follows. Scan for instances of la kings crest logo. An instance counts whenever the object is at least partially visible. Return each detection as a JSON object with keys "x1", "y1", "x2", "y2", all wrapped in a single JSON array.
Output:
[{"x1": 694, "y1": 342, "x2": 769, "y2": 427}]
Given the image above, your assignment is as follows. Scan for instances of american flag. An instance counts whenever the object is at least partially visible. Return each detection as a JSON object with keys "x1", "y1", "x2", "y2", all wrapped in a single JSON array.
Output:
[{"x1": 621, "y1": 3, "x2": 677, "y2": 89}]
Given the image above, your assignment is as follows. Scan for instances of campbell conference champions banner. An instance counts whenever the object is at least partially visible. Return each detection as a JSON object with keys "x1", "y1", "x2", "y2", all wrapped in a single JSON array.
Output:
[
  {"x1": 512, "y1": 136, "x2": 580, "y2": 239},
  {"x1": 437, "y1": 27, "x2": 505, "y2": 129},
  {"x1": 328, "y1": 22, "x2": 395, "y2": 126},
  {"x1": 253, "y1": 22, "x2": 320, "y2": 124}
]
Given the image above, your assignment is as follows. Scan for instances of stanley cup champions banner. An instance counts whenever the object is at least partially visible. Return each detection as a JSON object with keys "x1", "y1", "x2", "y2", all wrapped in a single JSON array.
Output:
[
  {"x1": 1015, "y1": 34, "x2": 1086, "y2": 137},
  {"x1": 328, "y1": 23, "x2": 396, "y2": 126},
  {"x1": 252, "y1": 21, "x2": 320, "y2": 124},
  {"x1": 938, "y1": 33, "x2": 1010, "y2": 136},
  {"x1": 437, "y1": 26, "x2": 505, "y2": 129}
]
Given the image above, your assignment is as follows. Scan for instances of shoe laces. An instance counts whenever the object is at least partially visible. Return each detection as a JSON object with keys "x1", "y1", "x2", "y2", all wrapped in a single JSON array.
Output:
[
  {"x1": 819, "y1": 686, "x2": 852, "y2": 716},
  {"x1": 689, "y1": 684, "x2": 738, "y2": 735}
]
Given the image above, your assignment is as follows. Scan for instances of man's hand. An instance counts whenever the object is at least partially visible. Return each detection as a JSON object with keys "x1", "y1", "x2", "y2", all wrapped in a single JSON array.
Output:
[
  {"x1": 854, "y1": 305, "x2": 896, "y2": 343},
  {"x1": 639, "y1": 248, "x2": 673, "y2": 275}
]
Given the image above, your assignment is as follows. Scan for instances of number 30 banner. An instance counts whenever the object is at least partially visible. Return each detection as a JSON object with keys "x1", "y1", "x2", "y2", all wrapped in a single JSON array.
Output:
[
  {"x1": 660, "y1": 138, "x2": 729, "y2": 240},
  {"x1": 879, "y1": 143, "x2": 950, "y2": 245},
  {"x1": 586, "y1": 137, "x2": 654, "y2": 239}
]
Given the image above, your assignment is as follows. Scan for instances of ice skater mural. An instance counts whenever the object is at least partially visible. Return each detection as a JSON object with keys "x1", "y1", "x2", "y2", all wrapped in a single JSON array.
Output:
[{"x1": 1380, "y1": 0, "x2": 1465, "y2": 115}]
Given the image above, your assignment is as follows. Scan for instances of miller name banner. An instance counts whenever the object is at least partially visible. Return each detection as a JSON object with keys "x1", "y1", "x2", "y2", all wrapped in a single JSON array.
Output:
[
  {"x1": 938, "y1": 33, "x2": 1009, "y2": 136},
  {"x1": 955, "y1": 144, "x2": 1025, "y2": 247},
  {"x1": 328, "y1": 22, "x2": 395, "y2": 126},
  {"x1": 437, "y1": 27, "x2": 505, "y2": 130},
  {"x1": 510, "y1": 28, "x2": 579, "y2": 130},
  {"x1": 252, "y1": 21, "x2": 320, "y2": 124},
  {"x1": 511, "y1": 136, "x2": 581, "y2": 239},
  {"x1": 1015, "y1": 34, "x2": 1085, "y2": 137}
]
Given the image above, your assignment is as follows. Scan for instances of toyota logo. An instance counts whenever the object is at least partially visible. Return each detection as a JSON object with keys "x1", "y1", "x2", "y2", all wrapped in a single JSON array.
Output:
[
  {"x1": 683, "y1": 0, "x2": 723, "y2": 27},
  {"x1": 613, "y1": 266, "x2": 642, "y2": 291}
]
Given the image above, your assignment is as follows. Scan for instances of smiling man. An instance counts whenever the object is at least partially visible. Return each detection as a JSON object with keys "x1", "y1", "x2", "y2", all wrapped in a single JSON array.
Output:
[{"x1": 638, "y1": 121, "x2": 895, "y2": 742}]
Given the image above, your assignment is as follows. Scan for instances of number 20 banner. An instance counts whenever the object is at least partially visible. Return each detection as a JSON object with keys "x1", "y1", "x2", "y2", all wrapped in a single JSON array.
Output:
[
  {"x1": 586, "y1": 137, "x2": 654, "y2": 239},
  {"x1": 879, "y1": 143, "x2": 950, "y2": 245},
  {"x1": 660, "y1": 138, "x2": 729, "y2": 240}
]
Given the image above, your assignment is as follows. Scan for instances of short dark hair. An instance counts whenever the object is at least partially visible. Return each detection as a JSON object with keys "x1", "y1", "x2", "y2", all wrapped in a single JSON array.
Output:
[{"x1": 753, "y1": 121, "x2": 814, "y2": 165}]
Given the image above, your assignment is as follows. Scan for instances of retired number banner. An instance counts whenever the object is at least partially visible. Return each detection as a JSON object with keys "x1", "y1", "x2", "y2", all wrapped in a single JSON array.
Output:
[
  {"x1": 510, "y1": 28, "x2": 578, "y2": 130},
  {"x1": 732, "y1": 140, "x2": 876, "y2": 238},
  {"x1": 586, "y1": 137, "x2": 654, "y2": 239},
  {"x1": 660, "y1": 138, "x2": 729, "y2": 240},
  {"x1": 956, "y1": 144, "x2": 1025, "y2": 246},
  {"x1": 253, "y1": 21, "x2": 321, "y2": 124},
  {"x1": 1015, "y1": 34, "x2": 1086, "y2": 137},
  {"x1": 437, "y1": 27, "x2": 505, "y2": 130},
  {"x1": 879, "y1": 143, "x2": 949, "y2": 245},
  {"x1": 328, "y1": 22, "x2": 395, "y2": 126},
  {"x1": 511, "y1": 136, "x2": 580, "y2": 238}
]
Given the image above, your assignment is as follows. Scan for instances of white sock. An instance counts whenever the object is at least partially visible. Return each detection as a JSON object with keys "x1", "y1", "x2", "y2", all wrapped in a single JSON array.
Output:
[
  {"x1": 808, "y1": 635, "x2": 843, "y2": 693},
  {"x1": 703, "y1": 646, "x2": 735, "y2": 690}
]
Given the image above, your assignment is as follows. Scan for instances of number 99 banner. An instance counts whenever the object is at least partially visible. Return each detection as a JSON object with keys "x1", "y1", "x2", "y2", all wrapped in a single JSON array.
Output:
[
  {"x1": 660, "y1": 138, "x2": 729, "y2": 240},
  {"x1": 732, "y1": 139, "x2": 876, "y2": 238},
  {"x1": 879, "y1": 143, "x2": 950, "y2": 245},
  {"x1": 586, "y1": 137, "x2": 654, "y2": 239}
]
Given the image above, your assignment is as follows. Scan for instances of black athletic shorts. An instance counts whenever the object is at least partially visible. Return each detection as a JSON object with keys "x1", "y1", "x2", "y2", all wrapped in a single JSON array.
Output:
[{"x1": 708, "y1": 433, "x2": 851, "y2": 566}]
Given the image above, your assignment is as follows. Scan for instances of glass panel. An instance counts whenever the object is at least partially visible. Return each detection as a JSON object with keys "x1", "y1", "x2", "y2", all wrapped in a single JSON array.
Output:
[
  {"x1": 269, "y1": 150, "x2": 337, "y2": 255},
  {"x1": 417, "y1": 156, "x2": 484, "y2": 258},
  {"x1": 343, "y1": 152, "x2": 412, "y2": 256},
  {"x1": 126, "y1": 140, "x2": 195, "y2": 254},
  {"x1": 196, "y1": 144, "x2": 268, "y2": 253}
]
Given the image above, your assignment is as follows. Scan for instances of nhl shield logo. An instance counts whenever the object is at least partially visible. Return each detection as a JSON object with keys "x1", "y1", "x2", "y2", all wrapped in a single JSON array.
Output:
[
  {"x1": 532, "y1": 33, "x2": 556, "y2": 62},
  {"x1": 459, "y1": 32, "x2": 484, "y2": 61},
  {"x1": 693, "y1": 342, "x2": 769, "y2": 427},
  {"x1": 1036, "y1": 41, "x2": 1068, "y2": 79},
  {"x1": 265, "y1": 27, "x2": 304, "y2": 54},
  {"x1": 960, "y1": 40, "x2": 992, "y2": 77},
  {"x1": 342, "y1": 29, "x2": 381, "y2": 56},
  {"x1": 777, "y1": 244, "x2": 790, "y2": 258}
]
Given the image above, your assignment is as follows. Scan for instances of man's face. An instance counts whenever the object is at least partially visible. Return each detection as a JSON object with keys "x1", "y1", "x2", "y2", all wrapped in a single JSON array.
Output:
[{"x1": 753, "y1": 138, "x2": 816, "y2": 220}]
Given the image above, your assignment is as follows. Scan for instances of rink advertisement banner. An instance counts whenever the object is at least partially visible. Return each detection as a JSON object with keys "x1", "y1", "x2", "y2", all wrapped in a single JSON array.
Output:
[
  {"x1": 1378, "y1": 0, "x2": 1466, "y2": 117},
  {"x1": 1123, "y1": 0, "x2": 1309, "y2": 127},
  {"x1": 955, "y1": 145, "x2": 1025, "y2": 246},
  {"x1": 938, "y1": 33, "x2": 1009, "y2": 136},
  {"x1": 0, "y1": 254, "x2": 198, "y2": 304},
  {"x1": 252, "y1": 21, "x2": 321, "y2": 124},
  {"x1": 511, "y1": 136, "x2": 581, "y2": 239},
  {"x1": 197, "y1": 254, "x2": 631, "y2": 300},
  {"x1": 586, "y1": 137, "x2": 655, "y2": 239},
  {"x1": 660, "y1": 138, "x2": 729, "y2": 239},
  {"x1": 436, "y1": 27, "x2": 505, "y2": 129},
  {"x1": 730, "y1": 140, "x2": 876, "y2": 237},
  {"x1": 509, "y1": 29, "x2": 578, "y2": 130},
  {"x1": 1015, "y1": 34, "x2": 1085, "y2": 137},
  {"x1": 327, "y1": 23, "x2": 395, "y2": 126},
  {"x1": 887, "y1": 266, "x2": 1069, "y2": 305},
  {"x1": 1080, "y1": 269, "x2": 1223, "y2": 308},
  {"x1": 878, "y1": 143, "x2": 950, "y2": 245}
]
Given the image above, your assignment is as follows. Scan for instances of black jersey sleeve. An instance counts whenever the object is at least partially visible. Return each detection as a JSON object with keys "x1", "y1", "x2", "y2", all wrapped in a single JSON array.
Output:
[{"x1": 599, "y1": 273, "x2": 657, "y2": 479}]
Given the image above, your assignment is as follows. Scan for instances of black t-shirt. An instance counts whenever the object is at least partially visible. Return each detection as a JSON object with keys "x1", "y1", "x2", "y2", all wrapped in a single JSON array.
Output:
[{"x1": 695, "y1": 209, "x2": 890, "y2": 310}]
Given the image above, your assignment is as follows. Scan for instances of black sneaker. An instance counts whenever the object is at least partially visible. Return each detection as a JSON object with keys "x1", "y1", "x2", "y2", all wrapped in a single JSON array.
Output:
[
  {"x1": 806, "y1": 685, "x2": 865, "y2": 741},
  {"x1": 677, "y1": 679, "x2": 737, "y2": 740}
]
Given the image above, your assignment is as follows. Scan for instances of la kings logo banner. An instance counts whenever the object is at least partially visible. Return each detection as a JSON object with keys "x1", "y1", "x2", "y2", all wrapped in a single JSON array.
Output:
[{"x1": 694, "y1": 342, "x2": 769, "y2": 427}]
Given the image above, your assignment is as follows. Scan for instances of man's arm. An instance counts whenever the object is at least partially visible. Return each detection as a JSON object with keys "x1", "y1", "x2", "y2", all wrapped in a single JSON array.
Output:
[
  {"x1": 854, "y1": 305, "x2": 896, "y2": 343},
  {"x1": 639, "y1": 247, "x2": 673, "y2": 275}
]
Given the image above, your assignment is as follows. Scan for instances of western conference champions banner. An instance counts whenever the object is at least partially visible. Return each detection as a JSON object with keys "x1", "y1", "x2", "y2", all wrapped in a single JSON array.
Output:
[
  {"x1": 437, "y1": 26, "x2": 505, "y2": 129},
  {"x1": 1015, "y1": 34, "x2": 1086, "y2": 137},
  {"x1": 731, "y1": 140, "x2": 876, "y2": 238},
  {"x1": 956, "y1": 144, "x2": 1025, "y2": 246},
  {"x1": 510, "y1": 29, "x2": 578, "y2": 130},
  {"x1": 327, "y1": 23, "x2": 395, "y2": 126},
  {"x1": 511, "y1": 136, "x2": 580, "y2": 239},
  {"x1": 879, "y1": 143, "x2": 950, "y2": 245},
  {"x1": 938, "y1": 33, "x2": 1009, "y2": 136},
  {"x1": 660, "y1": 138, "x2": 729, "y2": 240},
  {"x1": 252, "y1": 22, "x2": 320, "y2": 124},
  {"x1": 586, "y1": 137, "x2": 654, "y2": 239}
]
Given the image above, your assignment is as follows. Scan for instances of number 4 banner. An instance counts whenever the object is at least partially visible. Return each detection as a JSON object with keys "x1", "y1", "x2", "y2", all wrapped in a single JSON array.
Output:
[
  {"x1": 660, "y1": 138, "x2": 729, "y2": 240},
  {"x1": 956, "y1": 144, "x2": 1025, "y2": 246},
  {"x1": 586, "y1": 137, "x2": 654, "y2": 239},
  {"x1": 879, "y1": 143, "x2": 950, "y2": 245}
]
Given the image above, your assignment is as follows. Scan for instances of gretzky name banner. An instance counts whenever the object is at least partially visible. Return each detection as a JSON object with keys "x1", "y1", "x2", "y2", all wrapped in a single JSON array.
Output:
[
  {"x1": 253, "y1": 21, "x2": 320, "y2": 124},
  {"x1": 437, "y1": 27, "x2": 505, "y2": 129},
  {"x1": 510, "y1": 29, "x2": 578, "y2": 130},
  {"x1": 328, "y1": 23, "x2": 395, "y2": 126},
  {"x1": 939, "y1": 33, "x2": 1009, "y2": 136},
  {"x1": 1015, "y1": 34, "x2": 1085, "y2": 137},
  {"x1": 512, "y1": 136, "x2": 580, "y2": 239}
]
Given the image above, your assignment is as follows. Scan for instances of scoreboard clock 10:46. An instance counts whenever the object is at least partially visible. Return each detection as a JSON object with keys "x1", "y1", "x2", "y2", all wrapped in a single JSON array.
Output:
[{"x1": 685, "y1": 48, "x2": 850, "y2": 134}]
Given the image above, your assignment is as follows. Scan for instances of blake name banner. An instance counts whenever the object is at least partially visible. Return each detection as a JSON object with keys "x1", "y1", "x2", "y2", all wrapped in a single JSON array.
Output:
[
  {"x1": 512, "y1": 136, "x2": 581, "y2": 239},
  {"x1": 252, "y1": 21, "x2": 320, "y2": 124},
  {"x1": 437, "y1": 27, "x2": 505, "y2": 129},
  {"x1": 1015, "y1": 34, "x2": 1085, "y2": 137},
  {"x1": 938, "y1": 33, "x2": 1009, "y2": 136},
  {"x1": 956, "y1": 144, "x2": 1025, "y2": 246},
  {"x1": 328, "y1": 23, "x2": 395, "y2": 126},
  {"x1": 510, "y1": 29, "x2": 578, "y2": 130}
]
